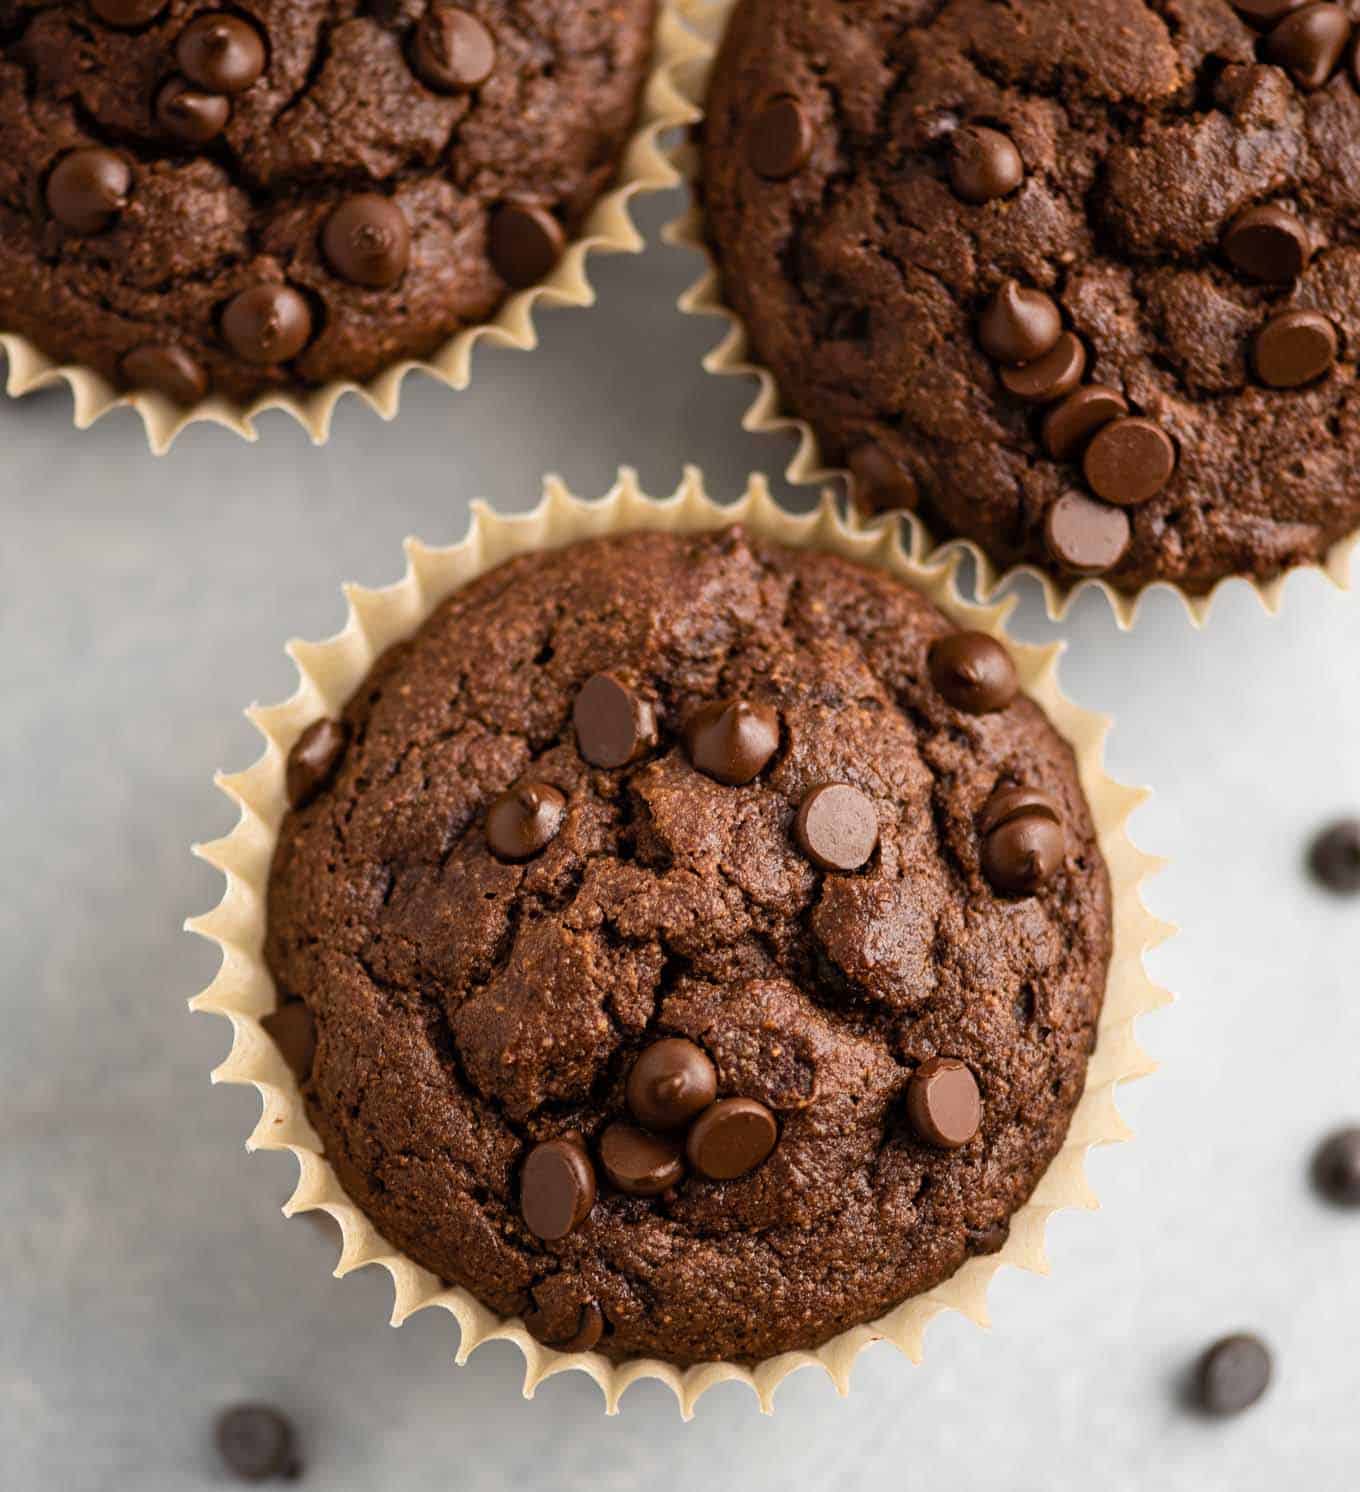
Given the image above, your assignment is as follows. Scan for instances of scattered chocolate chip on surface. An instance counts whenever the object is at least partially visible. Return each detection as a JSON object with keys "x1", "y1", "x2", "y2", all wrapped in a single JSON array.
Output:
[
  {"x1": 91, "y1": 0, "x2": 169, "y2": 25},
  {"x1": 1083, "y1": 418, "x2": 1177, "y2": 507},
  {"x1": 684, "y1": 699, "x2": 780, "y2": 785},
  {"x1": 980, "y1": 784, "x2": 1064, "y2": 895},
  {"x1": 1253, "y1": 309, "x2": 1338, "y2": 389},
  {"x1": 1044, "y1": 491, "x2": 1132, "y2": 576},
  {"x1": 795, "y1": 782, "x2": 880, "y2": 871},
  {"x1": 409, "y1": 4, "x2": 497, "y2": 93},
  {"x1": 1312, "y1": 1128, "x2": 1360, "y2": 1206},
  {"x1": 978, "y1": 279, "x2": 1062, "y2": 367},
  {"x1": 524, "y1": 1299, "x2": 604, "y2": 1353},
  {"x1": 154, "y1": 77, "x2": 231, "y2": 144},
  {"x1": 485, "y1": 782, "x2": 566, "y2": 862},
  {"x1": 928, "y1": 631, "x2": 1019, "y2": 715},
  {"x1": 999, "y1": 331, "x2": 1087, "y2": 404},
  {"x1": 627, "y1": 1039, "x2": 718, "y2": 1132},
  {"x1": 599, "y1": 1123, "x2": 686, "y2": 1197},
  {"x1": 221, "y1": 285, "x2": 314, "y2": 366},
  {"x1": 285, "y1": 718, "x2": 350, "y2": 811},
  {"x1": 119, "y1": 344, "x2": 208, "y2": 405},
  {"x1": 322, "y1": 196, "x2": 411, "y2": 289},
  {"x1": 176, "y1": 13, "x2": 268, "y2": 95},
  {"x1": 215, "y1": 1404, "x2": 300, "y2": 1482},
  {"x1": 520, "y1": 1139, "x2": 597, "y2": 1240},
  {"x1": 746, "y1": 94, "x2": 813, "y2": 180},
  {"x1": 686, "y1": 1098, "x2": 778, "y2": 1181},
  {"x1": 1042, "y1": 385, "x2": 1129, "y2": 463},
  {"x1": 489, "y1": 202, "x2": 566, "y2": 289},
  {"x1": 907, "y1": 1057, "x2": 982, "y2": 1149},
  {"x1": 573, "y1": 672, "x2": 657, "y2": 769},
  {"x1": 1223, "y1": 204, "x2": 1311, "y2": 282},
  {"x1": 1196, "y1": 1334, "x2": 1273, "y2": 1416},
  {"x1": 46, "y1": 149, "x2": 131, "y2": 234},
  {"x1": 948, "y1": 125, "x2": 1024, "y2": 204},
  {"x1": 848, "y1": 443, "x2": 920, "y2": 513},
  {"x1": 1266, "y1": 3, "x2": 1351, "y2": 89},
  {"x1": 1309, "y1": 818, "x2": 1360, "y2": 892}
]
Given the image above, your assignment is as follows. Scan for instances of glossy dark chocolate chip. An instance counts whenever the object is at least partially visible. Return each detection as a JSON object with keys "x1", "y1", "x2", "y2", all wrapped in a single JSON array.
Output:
[
  {"x1": 1083, "y1": 417, "x2": 1177, "y2": 506},
  {"x1": 1044, "y1": 491, "x2": 1132, "y2": 575},
  {"x1": 46, "y1": 148, "x2": 131, "y2": 234},
  {"x1": 1267, "y1": 3, "x2": 1351, "y2": 89},
  {"x1": 978, "y1": 785, "x2": 1062, "y2": 836},
  {"x1": 1231, "y1": 0, "x2": 1308, "y2": 22},
  {"x1": 684, "y1": 699, "x2": 780, "y2": 785},
  {"x1": 627, "y1": 1039, "x2": 718, "y2": 1131},
  {"x1": 1308, "y1": 818, "x2": 1360, "y2": 891},
  {"x1": 1253, "y1": 309, "x2": 1338, "y2": 388},
  {"x1": 927, "y1": 631, "x2": 1018, "y2": 715},
  {"x1": 906, "y1": 1057, "x2": 982, "y2": 1149},
  {"x1": 285, "y1": 717, "x2": 350, "y2": 810},
  {"x1": 489, "y1": 202, "x2": 565, "y2": 289},
  {"x1": 261, "y1": 1002, "x2": 316, "y2": 1085},
  {"x1": 848, "y1": 443, "x2": 919, "y2": 512},
  {"x1": 155, "y1": 76, "x2": 231, "y2": 143},
  {"x1": 686, "y1": 1098, "x2": 778, "y2": 1181},
  {"x1": 215, "y1": 1404, "x2": 300, "y2": 1481},
  {"x1": 978, "y1": 279, "x2": 1062, "y2": 366},
  {"x1": 1041, "y1": 384, "x2": 1129, "y2": 461},
  {"x1": 119, "y1": 343, "x2": 208, "y2": 405},
  {"x1": 794, "y1": 782, "x2": 879, "y2": 872},
  {"x1": 746, "y1": 94, "x2": 813, "y2": 180},
  {"x1": 599, "y1": 1123, "x2": 685, "y2": 1197},
  {"x1": 948, "y1": 124, "x2": 1024, "y2": 204},
  {"x1": 999, "y1": 332, "x2": 1086, "y2": 403},
  {"x1": 521, "y1": 1139, "x2": 597, "y2": 1240},
  {"x1": 1196, "y1": 1335, "x2": 1273, "y2": 1415},
  {"x1": 524, "y1": 1299, "x2": 604, "y2": 1352},
  {"x1": 1223, "y1": 204, "x2": 1310, "y2": 282},
  {"x1": 486, "y1": 781, "x2": 566, "y2": 861},
  {"x1": 1313, "y1": 1127, "x2": 1360, "y2": 1204},
  {"x1": 980, "y1": 785, "x2": 1064, "y2": 895},
  {"x1": 176, "y1": 13, "x2": 267, "y2": 94},
  {"x1": 91, "y1": 0, "x2": 168, "y2": 26},
  {"x1": 573, "y1": 673, "x2": 657, "y2": 769},
  {"x1": 410, "y1": 4, "x2": 497, "y2": 92},
  {"x1": 221, "y1": 284, "x2": 313, "y2": 365},
  {"x1": 322, "y1": 194, "x2": 411, "y2": 288}
]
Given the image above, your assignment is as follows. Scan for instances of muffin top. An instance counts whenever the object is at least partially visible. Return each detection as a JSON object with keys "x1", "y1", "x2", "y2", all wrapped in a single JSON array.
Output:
[
  {"x1": 701, "y1": 0, "x2": 1360, "y2": 596},
  {"x1": 0, "y1": 0, "x2": 655, "y2": 404},
  {"x1": 264, "y1": 527, "x2": 1112, "y2": 1367}
]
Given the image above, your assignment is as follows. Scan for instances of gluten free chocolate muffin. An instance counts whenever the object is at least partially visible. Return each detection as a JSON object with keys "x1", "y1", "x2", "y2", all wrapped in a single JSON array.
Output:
[
  {"x1": 701, "y1": 0, "x2": 1360, "y2": 595},
  {"x1": 263, "y1": 526, "x2": 1112, "y2": 1366},
  {"x1": 0, "y1": 1, "x2": 655, "y2": 404}
]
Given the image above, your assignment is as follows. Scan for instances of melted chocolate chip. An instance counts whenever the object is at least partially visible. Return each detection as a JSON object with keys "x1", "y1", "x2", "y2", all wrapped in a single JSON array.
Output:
[
  {"x1": 285, "y1": 717, "x2": 350, "y2": 810},
  {"x1": 485, "y1": 781, "x2": 566, "y2": 862},
  {"x1": 521, "y1": 1139, "x2": 597, "y2": 1240},
  {"x1": 221, "y1": 284, "x2": 313, "y2": 366},
  {"x1": 598, "y1": 1123, "x2": 685, "y2": 1197},
  {"x1": 215, "y1": 1404, "x2": 300, "y2": 1482},
  {"x1": 948, "y1": 124, "x2": 1024, "y2": 204},
  {"x1": 978, "y1": 279, "x2": 1062, "y2": 366},
  {"x1": 627, "y1": 1039, "x2": 718, "y2": 1132},
  {"x1": 261, "y1": 1002, "x2": 316, "y2": 1085},
  {"x1": 927, "y1": 631, "x2": 1019, "y2": 714},
  {"x1": 1196, "y1": 1335, "x2": 1273, "y2": 1415},
  {"x1": 46, "y1": 148, "x2": 131, "y2": 234},
  {"x1": 489, "y1": 202, "x2": 565, "y2": 289},
  {"x1": 409, "y1": 4, "x2": 497, "y2": 92},
  {"x1": 1223, "y1": 204, "x2": 1311, "y2": 282},
  {"x1": 1267, "y1": 3, "x2": 1351, "y2": 89},
  {"x1": 176, "y1": 13, "x2": 267, "y2": 95},
  {"x1": 794, "y1": 782, "x2": 880, "y2": 872},
  {"x1": 746, "y1": 94, "x2": 813, "y2": 180},
  {"x1": 573, "y1": 673, "x2": 657, "y2": 769},
  {"x1": 1253, "y1": 309, "x2": 1338, "y2": 388},
  {"x1": 322, "y1": 195, "x2": 411, "y2": 288},
  {"x1": 1044, "y1": 491, "x2": 1132, "y2": 576},
  {"x1": 120, "y1": 343, "x2": 208, "y2": 405},
  {"x1": 684, "y1": 699, "x2": 780, "y2": 785},
  {"x1": 999, "y1": 332, "x2": 1087, "y2": 404},
  {"x1": 906, "y1": 1057, "x2": 982, "y2": 1149},
  {"x1": 1041, "y1": 384, "x2": 1129, "y2": 461},
  {"x1": 1083, "y1": 417, "x2": 1177, "y2": 506},
  {"x1": 686, "y1": 1098, "x2": 778, "y2": 1181},
  {"x1": 155, "y1": 76, "x2": 231, "y2": 143}
]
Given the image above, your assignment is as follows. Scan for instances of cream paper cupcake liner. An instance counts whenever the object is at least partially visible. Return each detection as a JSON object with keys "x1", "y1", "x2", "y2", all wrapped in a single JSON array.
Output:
[
  {"x1": 187, "y1": 467, "x2": 1173, "y2": 1418},
  {"x1": 0, "y1": 5, "x2": 705, "y2": 457},
  {"x1": 664, "y1": 0, "x2": 1360, "y2": 630}
]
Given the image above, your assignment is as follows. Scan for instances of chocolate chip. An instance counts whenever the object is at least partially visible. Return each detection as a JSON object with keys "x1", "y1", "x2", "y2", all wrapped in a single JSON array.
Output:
[
  {"x1": 1313, "y1": 1127, "x2": 1360, "y2": 1205},
  {"x1": 794, "y1": 782, "x2": 879, "y2": 872},
  {"x1": 686, "y1": 1098, "x2": 778, "y2": 1181},
  {"x1": 1196, "y1": 1335, "x2": 1273, "y2": 1415},
  {"x1": 906, "y1": 1057, "x2": 982, "y2": 1149},
  {"x1": 1267, "y1": 3, "x2": 1351, "y2": 89},
  {"x1": 221, "y1": 284, "x2": 313, "y2": 366},
  {"x1": 489, "y1": 202, "x2": 565, "y2": 289},
  {"x1": 573, "y1": 673, "x2": 657, "y2": 769},
  {"x1": 979, "y1": 785, "x2": 1064, "y2": 895},
  {"x1": 848, "y1": 443, "x2": 919, "y2": 512},
  {"x1": 285, "y1": 717, "x2": 350, "y2": 810},
  {"x1": 524, "y1": 1299, "x2": 604, "y2": 1352},
  {"x1": 322, "y1": 195, "x2": 410, "y2": 288},
  {"x1": 627, "y1": 1039, "x2": 718, "y2": 1131},
  {"x1": 1231, "y1": 0, "x2": 1308, "y2": 23},
  {"x1": 155, "y1": 76, "x2": 231, "y2": 144},
  {"x1": 1308, "y1": 818, "x2": 1360, "y2": 891},
  {"x1": 119, "y1": 343, "x2": 208, "y2": 405},
  {"x1": 409, "y1": 4, "x2": 497, "y2": 92},
  {"x1": 176, "y1": 13, "x2": 267, "y2": 95},
  {"x1": 1044, "y1": 491, "x2": 1132, "y2": 575},
  {"x1": 485, "y1": 781, "x2": 566, "y2": 862},
  {"x1": 261, "y1": 1002, "x2": 316, "y2": 1085},
  {"x1": 999, "y1": 332, "x2": 1086, "y2": 404},
  {"x1": 45, "y1": 148, "x2": 131, "y2": 234},
  {"x1": 978, "y1": 785, "x2": 1062, "y2": 835},
  {"x1": 1253, "y1": 309, "x2": 1338, "y2": 388},
  {"x1": 746, "y1": 94, "x2": 813, "y2": 180},
  {"x1": 927, "y1": 631, "x2": 1019, "y2": 715},
  {"x1": 599, "y1": 1123, "x2": 685, "y2": 1197},
  {"x1": 521, "y1": 1139, "x2": 597, "y2": 1240},
  {"x1": 215, "y1": 1404, "x2": 300, "y2": 1482},
  {"x1": 978, "y1": 279, "x2": 1062, "y2": 366},
  {"x1": 684, "y1": 699, "x2": 780, "y2": 785},
  {"x1": 91, "y1": 0, "x2": 168, "y2": 26},
  {"x1": 1223, "y1": 204, "x2": 1310, "y2": 282},
  {"x1": 1041, "y1": 384, "x2": 1129, "y2": 461},
  {"x1": 1083, "y1": 417, "x2": 1177, "y2": 506},
  {"x1": 948, "y1": 124, "x2": 1024, "y2": 204}
]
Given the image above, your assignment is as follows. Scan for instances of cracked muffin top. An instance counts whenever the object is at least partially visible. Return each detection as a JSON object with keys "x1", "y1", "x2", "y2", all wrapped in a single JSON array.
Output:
[
  {"x1": 701, "y1": 0, "x2": 1360, "y2": 596},
  {"x1": 262, "y1": 527, "x2": 1112, "y2": 1367},
  {"x1": 0, "y1": 0, "x2": 655, "y2": 404}
]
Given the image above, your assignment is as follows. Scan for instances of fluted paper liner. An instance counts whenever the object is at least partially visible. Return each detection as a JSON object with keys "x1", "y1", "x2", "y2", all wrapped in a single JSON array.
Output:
[
  {"x1": 0, "y1": 6, "x2": 704, "y2": 456},
  {"x1": 665, "y1": 0, "x2": 1359, "y2": 629},
  {"x1": 188, "y1": 468, "x2": 1172, "y2": 1417}
]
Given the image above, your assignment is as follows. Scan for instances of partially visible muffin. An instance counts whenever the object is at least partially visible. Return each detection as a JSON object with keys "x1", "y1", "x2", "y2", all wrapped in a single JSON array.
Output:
[{"x1": 0, "y1": 1, "x2": 656, "y2": 403}]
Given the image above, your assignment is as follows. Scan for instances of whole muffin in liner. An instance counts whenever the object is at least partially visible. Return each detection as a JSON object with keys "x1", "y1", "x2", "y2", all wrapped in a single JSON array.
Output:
[{"x1": 188, "y1": 468, "x2": 1171, "y2": 1416}]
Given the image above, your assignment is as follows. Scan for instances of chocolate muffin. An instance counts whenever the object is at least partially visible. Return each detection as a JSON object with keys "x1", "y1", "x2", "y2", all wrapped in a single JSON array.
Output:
[
  {"x1": 0, "y1": 1, "x2": 655, "y2": 404},
  {"x1": 263, "y1": 527, "x2": 1112, "y2": 1367},
  {"x1": 700, "y1": 0, "x2": 1360, "y2": 595}
]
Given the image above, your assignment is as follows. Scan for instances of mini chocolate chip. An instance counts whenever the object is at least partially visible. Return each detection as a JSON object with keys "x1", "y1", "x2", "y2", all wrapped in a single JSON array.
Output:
[
  {"x1": 177, "y1": 13, "x2": 267, "y2": 94},
  {"x1": 45, "y1": 148, "x2": 131, "y2": 234},
  {"x1": 948, "y1": 124, "x2": 1024, "y2": 204},
  {"x1": 1231, "y1": 0, "x2": 1308, "y2": 23},
  {"x1": 999, "y1": 332, "x2": 1086, "y2": 403},
  {"x1": 1196, "y1": 1335, "x2": 1273, "y2": 1415},
  {"x1": 684, "y1": 699, "x2": 780, "y2": 785},
  {"x1": 1041, "y1": 384, "x2": 1129, "y2": 461},
  {"x1": 91, "y1": 0, "x2": 168, "y2": 26},
  {"x1": 1267, "y1": 3, "x2": 1351, "y2": 89},
  {"x1": 489, "y1": 202, "x2": 565, "y2": 289},
  {"x1": 322, "y1": 194, "x2": 410, "y2": 288},
  {"x1": 746, "y1": 94, "x2": 813, "y2": 180},
  {"x1": 410, "y1": 4, "x2": 497, "y2": 92},
  {"x1": 982, "y1": 810, "x2": 1064, "y2": 895},
  {"x1": 627, "y1": 1039, "x2": 718, "y2": 1131},
  {"x1": 221, "y1": 284, "x2": 313, "y2": 365},
  {"x1": 927, "y1": 631, "x2": 1018, "y2": 715},
  {"x1": 1308, "y1": 818, "x2": 1360, "y2": 891},
  {"x1": 261, "y1": 1002, "x2": 316, "y2": 1084},
  {"x1": 686, "y1": 1098, "x2": 778, "y2": 1181},
  {"x1": 285, "y1": 717, "x2": 350, "y2": 810},
  {"x1": 794, "y1": 782, "x2": 879, "y2": 872},
  {"x1": 599, "y1": 1123, "x2": 685, "y2": 1197},
  {"x1": 155, "y1": 76, "x2": 231, "y2": 143},
  {"x1": 1253, "y1": 308, "x2": 1338, "y2": 388},
  {"x1": 119, "y1": 343, "x2": 208, "y2": 405},
  {"x1": 1083, "y1": 417, "x2": 1177, "y2": 506},
  {"x1": 1044, "y1": 491, "x2": 1132, "y2": 575},
  {"x1": 485, "y1": 781, "x2": 566, "y2": 861},
  {"x1": 521, "y1": 1139, "x2": 597, "y2": 1240},
  {"x1": 1313, "y1": 1127, "x2": 1360, "y2": 1204},
  {"x1": 215, "y1": 1404, "x2": 300, "y2": 1482},
  {"x1": 524, "y1": 1299, "x2": 604, "y2": 1352},
  {"x1": 573, "y1": 673, "x2": 657, "y2": 769},
  {"x1": 906, "y1": 1057, "x2": 982, "y2": 1149},
  {"x1": 1223, "y1": 204, "x2": 1311, "y2": 282},
  {"x1": 848, "y1": 442, "x2": 919, "y2": 512},
  {"x1": 978, "y1": 784, "x2": 1062, "y2": 835},
  {"x1": 978, "y1": 279, "x2": 1062, "y2": 367}
]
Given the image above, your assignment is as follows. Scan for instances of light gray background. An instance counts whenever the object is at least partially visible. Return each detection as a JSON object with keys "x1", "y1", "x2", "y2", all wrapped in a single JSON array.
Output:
[{"x1": 3, "y1": 187, "x2": 1357, "y2": 1491}]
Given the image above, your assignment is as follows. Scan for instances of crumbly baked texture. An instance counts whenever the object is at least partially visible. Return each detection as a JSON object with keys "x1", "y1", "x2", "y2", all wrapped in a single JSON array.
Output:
[
  {"x1": 0, "y1": 1, "x2": 654, "y2": 403},
  {"x1": 701, "y1": 0, "x2": 1360, "y2": 595},
  {"x1": 264, "y1": 527, "x2": 1112, "y2": 1366}
]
